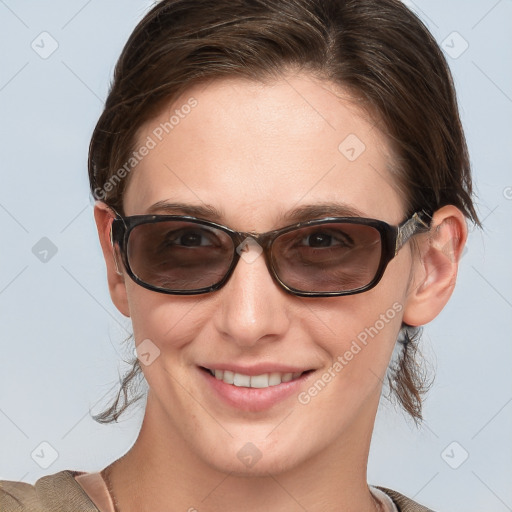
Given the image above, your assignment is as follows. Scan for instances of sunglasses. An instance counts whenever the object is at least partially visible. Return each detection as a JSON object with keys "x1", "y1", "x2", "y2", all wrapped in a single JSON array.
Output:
[{"x1": 109, "y1": 210, "x2": 431, "y2": 297}]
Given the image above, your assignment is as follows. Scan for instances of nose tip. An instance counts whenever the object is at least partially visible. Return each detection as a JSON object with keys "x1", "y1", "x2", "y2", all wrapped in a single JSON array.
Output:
[{"x1": 213, "y1": 241, "x2": 290, "y2": 347}]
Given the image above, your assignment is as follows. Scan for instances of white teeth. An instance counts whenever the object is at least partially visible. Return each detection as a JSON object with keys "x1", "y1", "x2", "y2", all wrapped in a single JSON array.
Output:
[
  {"x1": 208, "y1": 368, "x2": 304, "y2": 388},
  {"x1": 268, "y1": 372, "x2": 282, "y2": 386},
  {"x1": 233, "y1": 373, "x2": 251, "y2": 387},
  {"x1": 223, "y1": 370, "x2": 234, "y2": 384},
  {"x1": 250, "y1": 374, "x2": 269, "y2": 388}
]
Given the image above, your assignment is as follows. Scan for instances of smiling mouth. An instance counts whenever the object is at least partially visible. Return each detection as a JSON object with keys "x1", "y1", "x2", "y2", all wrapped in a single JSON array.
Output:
[{"x1": 200, "y1": 367, "x2": 313, "y2": 389}]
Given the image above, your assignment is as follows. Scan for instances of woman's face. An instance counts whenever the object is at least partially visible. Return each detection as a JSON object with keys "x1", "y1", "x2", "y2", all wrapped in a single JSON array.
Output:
[{"x1": 118, "y1": 73, "x2": 417, "y2": 475}]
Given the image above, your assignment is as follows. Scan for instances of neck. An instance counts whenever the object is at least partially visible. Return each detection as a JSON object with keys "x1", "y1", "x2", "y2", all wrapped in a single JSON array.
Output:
[{"x1": 107, "y1": 394, "x2": 380, "y2": 512}]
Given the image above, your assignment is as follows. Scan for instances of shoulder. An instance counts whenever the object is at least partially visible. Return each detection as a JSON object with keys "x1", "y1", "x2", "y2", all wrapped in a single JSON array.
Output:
[
  {"x1": 378, "y1": 486, "x2": 436, "y2": 512},
  {"x1": 0, "y1": 470, "x2": 99, "y2": 512}
]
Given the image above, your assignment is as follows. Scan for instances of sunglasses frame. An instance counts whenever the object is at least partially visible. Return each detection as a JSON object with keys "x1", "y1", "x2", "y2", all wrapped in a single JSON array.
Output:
[{"x1": 110, "y1": 210, "x2": 431, "y2": 297}]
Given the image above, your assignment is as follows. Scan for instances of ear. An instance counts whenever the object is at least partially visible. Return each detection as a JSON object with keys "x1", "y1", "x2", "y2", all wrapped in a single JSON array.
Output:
[
  {"x1": 93, "y1": 201, "x2": 131, "y2": 318},
  {"x1": 402, "y1": 205, "x2": 468, "y2": 326}
]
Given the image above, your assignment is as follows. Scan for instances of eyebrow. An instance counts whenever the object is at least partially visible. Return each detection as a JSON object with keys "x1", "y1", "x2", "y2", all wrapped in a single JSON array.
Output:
[
  {"x1": 146, "y1": 200, "x2": 223, "y2": 220},
  {"x1": 145, "y1": 200, "x2": 367, "y2": 225},
  {"x1": 279, "y1": 203, "x2": 366, "y2": 223}
]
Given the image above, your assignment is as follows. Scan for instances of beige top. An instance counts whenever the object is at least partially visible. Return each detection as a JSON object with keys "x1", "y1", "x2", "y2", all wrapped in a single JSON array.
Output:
[
  {"x1": 74, "y1": 471, "x2": 399, "y2": 512},
  {"x1": 0, "y1": 469, "x2": 433, "y2": 511}
]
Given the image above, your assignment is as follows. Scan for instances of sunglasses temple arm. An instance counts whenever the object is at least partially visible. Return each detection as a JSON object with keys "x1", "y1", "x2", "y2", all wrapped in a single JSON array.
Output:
[
  {"x1": 108, "y1": 218, "x2": 124, "y2": 276},
  {"x1": 394, "y1": 211, "x2": 432, "y2": 255}
]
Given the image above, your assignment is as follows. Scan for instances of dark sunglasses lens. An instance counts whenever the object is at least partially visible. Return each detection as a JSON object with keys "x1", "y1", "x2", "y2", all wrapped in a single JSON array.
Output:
[
  {"x1": 127, "y1": 221, "x2": 234, "y2": 291},
  {"x1": 272, "y1": 222, "x2": 382, "y2": 293}
]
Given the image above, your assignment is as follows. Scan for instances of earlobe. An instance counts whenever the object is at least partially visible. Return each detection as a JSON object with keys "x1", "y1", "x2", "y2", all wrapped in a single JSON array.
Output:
[
  {"x1": 93, "y1": 202, "x2": 131, "y2": 318},
  {"x1": 402, "y1": 205, "x2": 468, "y2": 327}
]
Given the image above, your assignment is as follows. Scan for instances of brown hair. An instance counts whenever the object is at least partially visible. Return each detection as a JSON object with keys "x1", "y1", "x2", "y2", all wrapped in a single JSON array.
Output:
[{"x1": 89, "y1": 0, "x2": 479, "y2": 423}]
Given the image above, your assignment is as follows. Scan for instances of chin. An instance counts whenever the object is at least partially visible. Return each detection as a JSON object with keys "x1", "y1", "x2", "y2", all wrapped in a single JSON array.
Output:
[
  {"x1": 198, "y1": 435, "x2": 310, "y2": 478},
  {"x1": 206, "y1": 453, "x2": 298, "y2": 478}
]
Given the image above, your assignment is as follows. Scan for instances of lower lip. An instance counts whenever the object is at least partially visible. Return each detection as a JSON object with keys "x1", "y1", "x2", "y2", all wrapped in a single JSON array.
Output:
[{"x1": 199, "y1": 368, "x2": 313, "y2": 412}]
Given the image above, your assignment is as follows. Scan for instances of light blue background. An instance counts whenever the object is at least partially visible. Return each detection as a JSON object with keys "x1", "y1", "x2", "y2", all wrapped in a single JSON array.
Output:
[{"x1": 1, "y1": 1, "x2": 511, "y2": 510}]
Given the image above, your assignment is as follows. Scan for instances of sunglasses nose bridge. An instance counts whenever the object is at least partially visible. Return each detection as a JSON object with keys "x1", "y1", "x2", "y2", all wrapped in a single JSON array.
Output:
[{"x1": 225, "y1": 231, "x2": 281, "y2": 287}]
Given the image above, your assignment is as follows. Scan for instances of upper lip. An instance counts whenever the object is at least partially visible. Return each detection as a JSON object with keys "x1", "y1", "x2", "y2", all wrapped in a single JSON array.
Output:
[{"x1": 199, "y1": 363, "x2": 313, "y2": 376}]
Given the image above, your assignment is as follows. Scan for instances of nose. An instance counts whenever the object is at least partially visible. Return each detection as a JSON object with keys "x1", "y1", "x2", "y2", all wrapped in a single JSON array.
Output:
[{"x1": 213, "y1": 241, "x2": 291, "y2": 348}]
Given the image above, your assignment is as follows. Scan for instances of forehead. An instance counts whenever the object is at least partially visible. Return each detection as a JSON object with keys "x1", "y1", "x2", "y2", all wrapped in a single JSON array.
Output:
[{"x1": 123, "y1": 74, "x2": 405, "y2": 228}]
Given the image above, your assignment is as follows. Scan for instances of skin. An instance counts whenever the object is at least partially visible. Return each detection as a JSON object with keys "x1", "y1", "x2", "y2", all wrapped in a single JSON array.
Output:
[{"x1": 94, "y1": 73, "x2": 467, "y2": 512}]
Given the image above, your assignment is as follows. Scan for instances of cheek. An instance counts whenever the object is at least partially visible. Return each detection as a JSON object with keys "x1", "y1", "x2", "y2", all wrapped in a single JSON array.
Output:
[
  {"x1": 293, "y1": 302, "x2": 403, "y2": 438},
  {"x1": 305, "y1": 296, "x2": 404, "y2": 376},
  {"x1": 126, "y1": 282, "x2": 206, "y2": 348},
  {"x1": 301, "y1": 256, "x2": 411, "y2": 392}
]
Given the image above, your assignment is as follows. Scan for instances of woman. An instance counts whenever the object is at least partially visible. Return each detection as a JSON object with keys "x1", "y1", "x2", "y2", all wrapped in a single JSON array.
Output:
[{"x1": 0, "y1": 0, "x2": 478, "y2": 510}]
